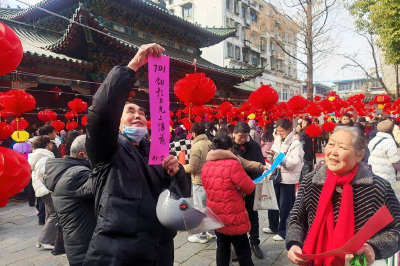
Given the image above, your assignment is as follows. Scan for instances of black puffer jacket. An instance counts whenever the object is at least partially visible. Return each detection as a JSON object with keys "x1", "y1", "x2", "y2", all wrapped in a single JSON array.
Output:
[
  {"x1": 233, "y1": 138, "x2": 265, "y2": 180},
  {"x1": 83, "y1": 66, "x2": 189, "y2": 266},
  {"x1": 299, "y1": 127, "x2": 315, "y2": 161},
  {"x1": 44, "y1": 156, "x2": 94, "y2": 265}
]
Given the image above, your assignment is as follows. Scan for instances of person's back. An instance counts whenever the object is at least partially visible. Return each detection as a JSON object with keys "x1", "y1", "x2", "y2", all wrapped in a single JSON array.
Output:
[{"x1": 248, "y1": 120, "x2": 261, "y2": 146}]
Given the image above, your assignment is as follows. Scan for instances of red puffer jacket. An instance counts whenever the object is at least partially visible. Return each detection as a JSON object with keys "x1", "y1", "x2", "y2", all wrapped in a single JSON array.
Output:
[{"x1": 201, "y1": 149, "x2": 255, "y2": 236}]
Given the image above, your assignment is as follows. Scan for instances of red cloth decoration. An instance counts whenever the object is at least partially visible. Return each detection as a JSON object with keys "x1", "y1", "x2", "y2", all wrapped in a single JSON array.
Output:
[
  {"x1": 50, "y1": 87, "x2": 62, "y2": 100},
  {"x1": 219, "y1": 102, "x2": 233, "y2": 115},
  {"x1": 192, "y1": 106, "x2": 207, "y2": 117},
  {"x1": 182, "y1": 117, "x2": 192, "y2": 131},
  {"x1": 65, "y1": 111, "x2": 77, "y2": 120},
  {"x1": 66, "y1": 121, "x2": 78, "y2": 131},
  {"x1": 305, "y1": 124, "x2": 323, "y2": 138},
  {"x1": 174, "y1": 73, "x2": 216, "y2": 106},
  {"x1": 314, "y1": 96, "x2": 321, "y2": 101},
  {"x1": 0, "y1": 122, "x2": 13, "y2": 139},
  {"x1": 0, "y1": 109, "x2": 11, "y2": 118},
  {"x1": 248, "y1": 85, "x2": 279, "y2": 110},
  {"x1": 241, "y1": 102, "x2": 253, "y2": 111},
  {"x1": 51, "y1": 120, "x2": 65, "y2": 132},
  {"x1": 0, "y1": 90, "x2": 36, "y2": 117},
  {"x1": 0, "y1": 147, "x2": 31, "y2": 207},
  {"x1": 38, "y1": 109, "x2": 57, "y2": 122},
  {"x1": 11, "y1": 118, "x2": 28, "y2": 130},
  {"x1": 194, "y1": 116, "x2": 202, "y2": 122},
  {"x1": 81, "y1": 115, "x2": 88, "y2": 127},
  {"x1": 287, "y1": 96, "x2": 309, "y2": 114},
  {"x1": 303, "y1": 164, "x2": 358, "y2": 266},
  {"x1": 305, "y1": 102, "x2": 323, "y2": 117},
  {"x1": 0, "y1": 22, "x2": 23, "y2": 76},
  {"x1": 319, "y1": 99, "x2": 336, "y2": 114},
  {"x1": 322, "y1": 122, "x2": 336, "y2": 133},
  {"x1": 68, "y1": 98, "x2": 88, "y2": 113}
]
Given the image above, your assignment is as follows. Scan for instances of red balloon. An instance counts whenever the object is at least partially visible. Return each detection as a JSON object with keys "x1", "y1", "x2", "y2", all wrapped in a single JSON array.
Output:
[
  {"x1": 68, "y1": 98, "x2": 88, "y2": 113},
  {"x1": 0, "y1": 147, "x2": 31, "y2": 207},
  {"x1": 174, "y1": 73, "x2": 216, "y2": 106},
  {"x1": 51, "y1": 120, "x2": 65, "y2": 132},
  {"x1": 0, "y1": 22, "x2": 23, "y2": 76},
  {"x1": 65, "y1": 111, "x2": 77, "y2": 120},
  {"x1": 66, "y1": 121, "x2": 78, "y2": 131},
  {"x1": 81, "y1": 115, "x2": 88, "y2": 127},
  {"x1": 38, "y1": 109, "x2": 57, "y2": 122},
  {"x1": 0, "y1": 90, "x2": 36, "y2": 117},
  {"x1": 305, "y1": 124, "x2": 323, "y2": 138},
  {"x1": 322, "y1": 122, "x2": 336, "y2": 133},
  {"x1": 11, "y1": 118, "x2": 29, "y2": 130},
  {"x1": 0, "y1": 122, "x2": 13, "y2": 139},
  {"x1": 249, "y1": 85, "x2": 279, "y2": 111}
]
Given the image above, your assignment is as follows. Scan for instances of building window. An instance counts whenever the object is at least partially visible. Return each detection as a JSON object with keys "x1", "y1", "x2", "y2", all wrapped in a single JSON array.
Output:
[
  {"x1": 235, "y1": 46, "x2": 241, "y2": 60},
  {"x1": 182, "y1": 4, "x2": 193, "y2": 19},
  {"x1": 251, "y1": 53, "x2": 259, "y2": 66},
  {"x1": 243, "y1": 48, "x2": 249, "y2": 62},
  {"x1": 226, "y1": 18, "x2": 230, "y2": 27},
  {"x1": 169, "y1": 9, "x2": 174, "y2": 14},
  {"x1": 169, "y1": 0, "x2": 174, "y2": 4},
  {"x1": 226, "y1": 0, "x2": 230, "y2": 10},
  {"x1": 241, "y1": 6, "x2": 246, "y2": 19},
  {"x1": 250, "y1": 11, "x2": 257, "y2": 22},
  {"x1": 338, "y1": 83, "x2": 349, "y2": 91},
  {"x1": 283, "y1": 88, "x2": 288, "y2": 100},
  {"x1": 234, "y1": 0, "x2": 239, "y2": 14},
  {"x1": 227, "y1": 43, "x2": 234, "y2": 58}
]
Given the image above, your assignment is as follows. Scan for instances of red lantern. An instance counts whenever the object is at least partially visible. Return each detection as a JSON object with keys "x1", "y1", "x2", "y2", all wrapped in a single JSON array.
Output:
[
  {"x1": 81, "y1": 115, "x2": 88, "y2": 127},
  {"x1": 0, "y1": 147, "x2": 31, "y2": 207},
  {"x1": 314, "y1": 96, "x2": 321, "y2": 101},
  {"x1": 287, "y1": 96, "x2": 309, "y2": 114},
  {"x1": 65, "y1": 111, "x2": 77, "y2": 120},
  {"x1": 174, "y1": 73, "x2": 216, "y2": 106},
  {"x1": 374, "y1": 94, "x2": 390, "y2": 109},
  {"x1": 322, "y1": 122, "x2": 336, "y2": 133},
  {"x1": 38, "y1": 109, "x2": 57, "y2": 122},
  {"x1": 0, "y1": 90, "x2": 36, "y2": 117},
  {"x1": 0, "y1": 22, "x2": 23, "y2": 76},
  {"x1": 194, "y1": 116, "x2": 202, "y2": 122},
  {"x1": 305, "y1": 124, "x2": 323, "y2": 138},
  {"x1": 219, "y1": 102, "x2": 233, "y2": 115},
  {"x1": 0, "y1": 109, "x2": 11, "y2": 118},
  {"x1": 147, "y1": 121, "x2": 151, "y2": 129},
  {"x1": 51, "y1": 120, "x2": 65, "y2": 132},
  {"x1": 305, "y1": 102, "x2": 323, "y2": 117},
  {"x1": 249, "y1": 85, "x2": 279, "y2": 111},
  {"x1": 11, "y1": 118, "x2": 28, "y2": 131},
  {"x1": 66, "y1": 121, "x2": 78, "y2": 131},
  {"x1": 68, "y1": 98, "x2": 88, "y2": 113},
  {"x1": 50, "y1": 87, "x2": 62, "y2": 100},
  {"x1": 0, "y1": 122, "x2": 14, "y2": 139}
]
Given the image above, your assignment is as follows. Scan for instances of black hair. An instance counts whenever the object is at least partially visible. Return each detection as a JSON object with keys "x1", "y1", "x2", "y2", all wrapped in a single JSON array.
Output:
[
  {"x1": 262, "y1": 123, "x2": 274, "y2": 142},
  {"x1": 234, "y1": 122, "x2": 250, "y2": 134},
  {"x1": 275, "y1": 118, "x2": 292, "y2": 131},
  {"x1": 215, "y1": 128, "x2": 231, "y2": 138},
  {"x1": 191, "y1": 122, "x2": 206, "y2": 135},
  {"x1": 32, "y1": 135, "x2": 51, "y2": 149},
  {"x1": 205, "y1": 122, "x2": 215, "y2": 131},
  {"x1": 303, "y1": 117, "x2": 312, "y2": 127},
  {"x1": 211, "y1": 136, "x2": 233, "y2": 150},
  {"x1": 38, "y1": 125, "x2": 55, "y2": 136}
]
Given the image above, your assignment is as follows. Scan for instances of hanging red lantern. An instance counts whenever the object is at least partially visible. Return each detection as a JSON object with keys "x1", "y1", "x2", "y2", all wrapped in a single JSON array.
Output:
[
  {"x1": 219, "y1": 102, "x2": 233, "y2": 115},
  {"x1": 287, "y1": 96, "x2": 310, "y2": 114},
  {"x1": 51, "y1": 120, "x2": 65, "y2": 132},
  {"x1": 128, "y1": 90, "x2": 136, "y2": 101},
  {"x1": 0, "y1": 90, "x2": 36, "y2": 117},
  {"x1": 147, "y1": 121, "x2": 151, "y2": 129},
  {"x1": 0, "y1": 147, "x2": 31, "y2": 207},
  {"x1": 305, "y1": 124, "x2": 323, "y2": 138},
  {"x1": 68, "y1": 98, "x2": 88, "y2": 113},
  {"x1": 0, "y1": 122, "x2": 14, "y2": 139},
  {"x1": 11, "y1": 117, "x2": 28, "y2": 131},
  {"x1": 374, "y1": 94, "x2": 390, "y2": 109},
  {"x1": 314, "y1": 96, "x2": 321, "y2": 101},
  {"x1": 174, "y1": 73, "x2": 216, "y2": 106},
  {"x1": 305, "y1": 102, "x2": 323, "y2": 117},
  {"x1": 38, "y1": 109, "x2": 57, "y2": 122},
  {"x1": 50, "y1": 87, "x2": 62, "y2": 100},
  {"x1": 81, "y1": 115, "x2": 88, "y2": 127},
  {"x1": 322, "y1": 122, "x2": 336, "y2": 133},
  {"x1": 248, "y1": 85, "x2": 279, "y2": 111},
  {"x1": 0, "y1": 22, "x2": 23, "y2": 76},
  {"x1": 65, "y1": 111, "x2": 78, "y2": 120},
  {"x1": 328, "y1": 91, "x2": 337, "y2": 101},
  {"x1": 192, "y1": 106, "x2": 207, "y2": 117},
  {"x1": 194, "y1": 116, "x2": 202, "y2": 122},
  {"x1": 66, "y1": 121, "x2": 78, "y2": 131}
]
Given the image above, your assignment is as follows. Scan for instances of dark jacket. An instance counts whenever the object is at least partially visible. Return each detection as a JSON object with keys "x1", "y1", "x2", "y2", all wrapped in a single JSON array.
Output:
[
  {"x1": 44, "y1": 156, "x2": 94, "y2": 265},
  {"x1": 233, "y1": 138, "x2": 265, "y2": 180},
  {"x1": 83, "y1": 66, "x2": 189, "y2": 266},
  {"x1": 299, "y1": 128, "x2": 315, "y2": 161}
]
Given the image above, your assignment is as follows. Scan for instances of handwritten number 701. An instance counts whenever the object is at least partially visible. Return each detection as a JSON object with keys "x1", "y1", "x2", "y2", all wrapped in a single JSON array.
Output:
[{"x1": 154, "y1": 65, "x2": 166, "y2": 73}]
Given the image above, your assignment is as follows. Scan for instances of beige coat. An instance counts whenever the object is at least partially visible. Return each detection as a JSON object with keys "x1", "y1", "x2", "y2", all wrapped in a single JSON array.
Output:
[{"x1": 184, "y1": 134, "x2": 212, "y2": 185}]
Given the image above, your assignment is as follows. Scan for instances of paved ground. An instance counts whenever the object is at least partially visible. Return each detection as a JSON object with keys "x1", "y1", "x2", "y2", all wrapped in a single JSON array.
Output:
[{"x1": 1, "y1": 182, "x2": 400, "y2": 266}]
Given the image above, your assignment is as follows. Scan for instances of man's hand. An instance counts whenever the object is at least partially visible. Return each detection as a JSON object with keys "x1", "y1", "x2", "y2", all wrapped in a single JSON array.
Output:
[
  {"x1": 288, "y1": 245, "x2": 308, "y2": 265},
  {"x1": 353, "y1": 244, "x2": 375, "y2": 265},
  {"x1": 162, "y1": 155, "x2": 180, "y2": 175},
  {"x1": 128, "y1": 43, "x2": 166, "y2": 72}
]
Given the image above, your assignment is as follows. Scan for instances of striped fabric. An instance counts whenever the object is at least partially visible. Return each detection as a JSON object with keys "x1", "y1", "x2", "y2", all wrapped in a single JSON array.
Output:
[{"x1": 286, "y1": 163, "x2": 400, "y2": 261}]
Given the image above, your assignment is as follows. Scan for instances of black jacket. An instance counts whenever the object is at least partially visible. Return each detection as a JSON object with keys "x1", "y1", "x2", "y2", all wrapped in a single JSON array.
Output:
[
  {"x1": 83, "y1": 66, "x2": 189, "y2": 266},
  {"x1": 233, "y1": 138, "x2": 265, "y2": 180},
  {"x1": 44, "y1": 156, "x2": 94, "y2": 265},
  {"x1": 299, "y1": 127, "x2": 315, "y2": 161}
]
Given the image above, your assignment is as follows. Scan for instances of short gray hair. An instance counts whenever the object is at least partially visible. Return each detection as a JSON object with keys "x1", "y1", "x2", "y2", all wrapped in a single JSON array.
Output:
[
  {"x1": 332, "y1": 126, "x2": 365, "y2": 155},
  {"x1": 70, "y1": 135, "x2": 87, "y2": 157}
]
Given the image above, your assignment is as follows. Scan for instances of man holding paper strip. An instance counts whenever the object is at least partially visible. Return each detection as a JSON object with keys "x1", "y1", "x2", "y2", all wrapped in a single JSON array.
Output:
[{"x1": 83, "y1": 43, "x2": 189, "y2": 266}]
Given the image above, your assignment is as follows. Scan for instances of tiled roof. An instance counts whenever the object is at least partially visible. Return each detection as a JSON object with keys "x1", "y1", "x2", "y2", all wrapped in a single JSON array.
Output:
[
  {"x1": 0, "y1": 7, "x2": 23, "y2": 18},
  {"x1": 0, "y1": 18, "x2": 91, "y2": 67}
]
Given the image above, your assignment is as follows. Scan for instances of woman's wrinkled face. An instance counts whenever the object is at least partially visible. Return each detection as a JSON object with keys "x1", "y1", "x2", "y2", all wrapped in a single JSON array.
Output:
[
  {"x1": 324, "y1": 130, "x2": 364, "y2": 175},
  {"x1": 276, "y1": 126, "x2": 291, "y2": 139}
]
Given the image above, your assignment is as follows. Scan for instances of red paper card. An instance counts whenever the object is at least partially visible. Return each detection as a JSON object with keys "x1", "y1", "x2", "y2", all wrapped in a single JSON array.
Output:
[{"x1": 296, "y1": 206, "x2": 394, "y2": 260}]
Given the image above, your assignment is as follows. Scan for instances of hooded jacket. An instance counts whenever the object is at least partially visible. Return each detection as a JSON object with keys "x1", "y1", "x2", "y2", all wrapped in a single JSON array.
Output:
[
  {"x1": 44, "y1": 157, "x2": 94, "y2": 265},
  {"x1": 183, "y1": 134, "x2": 211, "y2": 185},
  {"x1": 28, "y1": 148, "x2": 54, "y2": 197},
  {"x1": 202, "y1": 149, "x2": 255, "y2": 235}
]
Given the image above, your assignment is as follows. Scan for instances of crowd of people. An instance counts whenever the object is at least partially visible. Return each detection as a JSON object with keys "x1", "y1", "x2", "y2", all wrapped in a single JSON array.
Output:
[{"x1": 9, "y1": 43, "x2": 400, "y2": 266}]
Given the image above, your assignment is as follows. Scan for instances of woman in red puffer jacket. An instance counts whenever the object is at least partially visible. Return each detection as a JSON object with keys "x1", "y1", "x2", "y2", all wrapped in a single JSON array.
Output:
[{"x1": 202, "y1": 136, "x2": 255, "y2": 266}]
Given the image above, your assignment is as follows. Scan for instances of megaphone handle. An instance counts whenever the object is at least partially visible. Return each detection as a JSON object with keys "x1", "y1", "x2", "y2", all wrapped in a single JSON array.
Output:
[{"x1": 169, "y1": 177, "x2": 184, "y2": 198}]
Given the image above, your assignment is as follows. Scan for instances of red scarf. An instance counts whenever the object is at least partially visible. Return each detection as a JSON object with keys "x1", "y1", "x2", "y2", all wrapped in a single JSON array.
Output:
[{"x1": 302, "y1": 164, "x2": 358, "y2": 266}]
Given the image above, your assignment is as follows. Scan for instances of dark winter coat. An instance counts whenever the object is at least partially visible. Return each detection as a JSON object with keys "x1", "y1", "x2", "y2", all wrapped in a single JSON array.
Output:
[
  {"x1": 44, "y1": 156, "x2": 94, "y2": 265},
  {"x1": 233, "y1": 138, "x2": 265, "y2": 180},
  {"x1": 299, "y1": 127, "x2": 315, "y2": 161},
  {"x1": 83, "y1": 66, "x2": 189, "y2": 266}
]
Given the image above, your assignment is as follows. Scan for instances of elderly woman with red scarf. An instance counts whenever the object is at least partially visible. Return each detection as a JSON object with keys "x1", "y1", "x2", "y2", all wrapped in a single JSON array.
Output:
[{"x1": 286, "y1": 126, "x2": 400, "y2": 266}]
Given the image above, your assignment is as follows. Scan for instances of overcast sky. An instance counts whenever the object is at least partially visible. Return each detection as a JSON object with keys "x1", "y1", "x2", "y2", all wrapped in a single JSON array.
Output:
[{"x1": 3, "y1": 0, "x2": 375, "y2": 86}]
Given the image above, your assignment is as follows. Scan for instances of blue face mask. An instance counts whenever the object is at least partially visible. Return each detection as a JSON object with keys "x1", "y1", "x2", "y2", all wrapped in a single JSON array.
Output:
[{"x1": 122, "y1": 126, "x2": 148, "y2": 142}]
